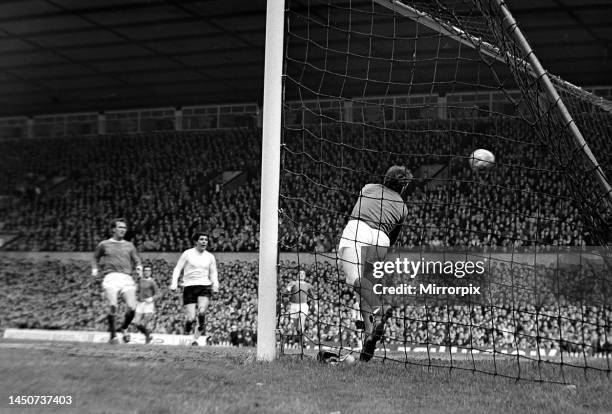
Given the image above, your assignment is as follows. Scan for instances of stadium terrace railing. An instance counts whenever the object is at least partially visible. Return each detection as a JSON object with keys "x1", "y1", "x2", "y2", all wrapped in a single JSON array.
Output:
[{"x1": 1, "y1": 86, "x2": 611, "y2": 140}]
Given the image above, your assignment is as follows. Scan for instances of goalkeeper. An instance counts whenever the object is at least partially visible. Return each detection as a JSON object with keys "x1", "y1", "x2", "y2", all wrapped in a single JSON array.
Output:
[{"x1": 339, "y1": 165, "x2": 426, "y2": 361}]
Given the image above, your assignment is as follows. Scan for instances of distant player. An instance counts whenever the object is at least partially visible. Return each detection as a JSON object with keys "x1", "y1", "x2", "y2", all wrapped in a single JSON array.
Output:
[
  {"x1": 285, "y1": 269, "x2": 314, "y2": 348},
  {"x1": 132, "y1": 264, "x2": 160, "y2": 344},
  {"x1": 92, "y1": 218, "x2": 142, "y2": 344},
  {"x1": 338, "y1": 165, "x2": 427, "y2": 361},
  {"x1": 170, "y1": 232, "x2": 219, "y2": 346}
]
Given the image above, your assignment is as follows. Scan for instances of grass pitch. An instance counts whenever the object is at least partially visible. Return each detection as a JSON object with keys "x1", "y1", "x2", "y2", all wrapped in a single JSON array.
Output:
[{"x1": 0, "y1": 340, "x2": 611, "y2": 414}]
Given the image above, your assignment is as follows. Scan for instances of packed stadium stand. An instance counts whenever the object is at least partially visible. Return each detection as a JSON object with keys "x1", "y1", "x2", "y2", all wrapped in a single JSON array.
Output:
[
  {"x1": 0, "y1": 116, "x2": 610, "y2": 351},
  {"x1": 1, "y1": 256, "x2": 610, "y2": 352},
  {"x1": 1, "y1": 129, "x2": 261, "y2": 252},
  {"x1": 1, "y1": 117, "x2": 609, "y2": 253}
]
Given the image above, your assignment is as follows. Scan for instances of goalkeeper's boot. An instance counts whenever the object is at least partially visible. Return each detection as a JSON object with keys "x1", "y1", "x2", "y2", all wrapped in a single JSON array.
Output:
[
  {"x1": 109, "y1": 336, "x2": 119, "y2": 345},
  {"x1": 145, "y1": 334, "x2": 153, "y2": 344},
  {"x1": 359, "y1": 307, "x2": 393, "y2": 362},
  {"x1": 317, "y1": 351, "x2": 340, "y2": 364},
  {"x1": 318, "y1": 351, "x2": 356, "y2": 365}
]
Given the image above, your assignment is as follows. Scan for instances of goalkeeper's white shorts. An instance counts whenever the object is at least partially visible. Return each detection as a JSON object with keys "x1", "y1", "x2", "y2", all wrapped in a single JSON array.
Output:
[{"x1": 338, "y1": 220, "x2": 390, "y2": 285}]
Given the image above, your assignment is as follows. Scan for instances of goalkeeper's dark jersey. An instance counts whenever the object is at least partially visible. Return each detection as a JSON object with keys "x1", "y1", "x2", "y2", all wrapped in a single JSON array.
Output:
[{"x1": 349, "y1": 183, "x2": 407, "y2": 237}]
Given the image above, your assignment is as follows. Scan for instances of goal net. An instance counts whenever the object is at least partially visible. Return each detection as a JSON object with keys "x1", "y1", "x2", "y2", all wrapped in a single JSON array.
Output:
[{"x1": 271, "y1": 0, "x2": 611, "y2": 382}]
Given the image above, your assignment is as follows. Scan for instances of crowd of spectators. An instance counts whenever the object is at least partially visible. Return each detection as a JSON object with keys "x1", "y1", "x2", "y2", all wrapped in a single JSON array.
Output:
[
  {"x1": 1, "y1": 257, "x2": 610, "y2": 354},
  {"x1": 1, "y1": 130, "x2": 261, "y2": 252},
  {"x1": 279, "y1": 118, "x2": 610, "y2": 251},
  {"x1": 0, "y1": 116, "x2": 609, "y2": 252},
  {"x1": 278, "y1": 259, "x2": 612, "y2": 354},
  {"x1": 1, "y1": 117, "x2": 610, "y2": 353},
  {"x1": 0, "y1": 257, "x2": 259, "y2": 346}
]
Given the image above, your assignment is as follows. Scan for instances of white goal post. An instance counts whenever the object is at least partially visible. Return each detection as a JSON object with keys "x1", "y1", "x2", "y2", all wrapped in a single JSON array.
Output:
[{"x1": 257, "y1": 0, "x2": 285, "y2": 361}]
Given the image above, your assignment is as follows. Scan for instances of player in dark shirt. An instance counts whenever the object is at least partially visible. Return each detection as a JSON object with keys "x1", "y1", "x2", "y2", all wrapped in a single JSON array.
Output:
[
  {"x1": 285, "y1": 270, "x2": 314, "y2": 348},
  {"x1": 92, "y1": 218, "x2": 143, "y2": 344},
  {"x1": 338, "y1": 166, "x2": 427, "y2": 361},
  {"x1": 132, "y1": 264, "x2": 160, "y2": 344}
]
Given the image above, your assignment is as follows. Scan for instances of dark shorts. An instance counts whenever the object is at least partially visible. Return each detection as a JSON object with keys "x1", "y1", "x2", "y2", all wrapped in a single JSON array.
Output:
[{"x1": 183, "y1": 285, "x2": 212, "y2": 305}]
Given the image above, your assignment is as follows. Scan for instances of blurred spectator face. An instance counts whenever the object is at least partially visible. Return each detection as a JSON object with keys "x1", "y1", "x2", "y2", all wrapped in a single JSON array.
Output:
[{"x1": 143, "y1": 266, "x2": 152, "y2": 279}]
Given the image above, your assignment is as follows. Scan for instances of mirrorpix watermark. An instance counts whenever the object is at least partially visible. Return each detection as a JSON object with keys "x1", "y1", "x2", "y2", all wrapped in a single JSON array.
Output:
[
  {"x1": 366, "y1": 248, "x2": 490, "y2": 305},
  {"x1": 372, "y1": 257, "x2": 483, "y2": 296}
]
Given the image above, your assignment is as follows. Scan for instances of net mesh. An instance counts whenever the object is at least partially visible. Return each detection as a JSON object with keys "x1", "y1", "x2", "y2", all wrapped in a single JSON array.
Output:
[{"x1": 277, "y1": 0, "x2": 611, "y2": 382}]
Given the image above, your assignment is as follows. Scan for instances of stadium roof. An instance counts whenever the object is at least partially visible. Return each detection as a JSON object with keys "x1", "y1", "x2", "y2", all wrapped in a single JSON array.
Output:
[{"x1": 0, "y1": 0, "x2": 610, "y2": 117}]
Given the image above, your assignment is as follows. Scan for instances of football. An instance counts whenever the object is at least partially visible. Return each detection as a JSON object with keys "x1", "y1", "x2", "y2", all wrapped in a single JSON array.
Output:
[
  {"x1": 342, "y1": 354, "x2": 356, "y2": 365},
  {"x1": 469, "y1": 148, "x2": 495, "y2": 170}
]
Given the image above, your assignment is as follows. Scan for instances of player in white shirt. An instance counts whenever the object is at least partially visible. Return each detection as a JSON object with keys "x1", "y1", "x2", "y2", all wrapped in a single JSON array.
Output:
[{"x1": 171, "y1": 232, "x2": 219, "y2": 346}]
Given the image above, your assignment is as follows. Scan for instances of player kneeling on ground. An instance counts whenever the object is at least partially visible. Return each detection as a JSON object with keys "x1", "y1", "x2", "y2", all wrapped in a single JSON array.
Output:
[
  {"x1": 171, "y1": 232, "x2": 219, "y2": 346},
  {"x1": 133, "y1": 264, "x2": 160, "y2": 344},
  {"x1": 338, "y1": 166, "x2": 429, "y2": 362}
]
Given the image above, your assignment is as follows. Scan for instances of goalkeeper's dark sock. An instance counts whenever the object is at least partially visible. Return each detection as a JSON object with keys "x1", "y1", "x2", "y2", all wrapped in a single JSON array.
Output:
[
  {"x1": 120, "y1": 309, "x2": 135, "y2": 331},
  {"x1": 360, "y1": 308, "x2": 393, "y2": 362},
  {"x1": 185, "y1": 320, "x2": 194, "y2": 335},
  {"x1": 371, "y1": 307, "x2": 393, "y2": 341},
  {"x1": 353, "y1": 276, "x2": 383, "y2": 333},
  {"x1": 197, "y1": 314, "x2": 206, "y2": 334},
  {"x1": 360, "y1": 337, "x2": 377, "y2": 362},
  {"x1": 370, "y1": 324, "x2": 384, "y2": 342}
]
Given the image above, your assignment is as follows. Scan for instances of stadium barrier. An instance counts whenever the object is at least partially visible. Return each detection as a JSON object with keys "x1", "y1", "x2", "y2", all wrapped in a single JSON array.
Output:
[
  {"x1": 0, "y1": 250, "x2": 593, "y2": 266},
  {"x1": 3, "y1": 328, "x2": 213, "y2": 347},
  {"x1": 4, "y1": 329, "x2": 609, "y2": 359}
]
